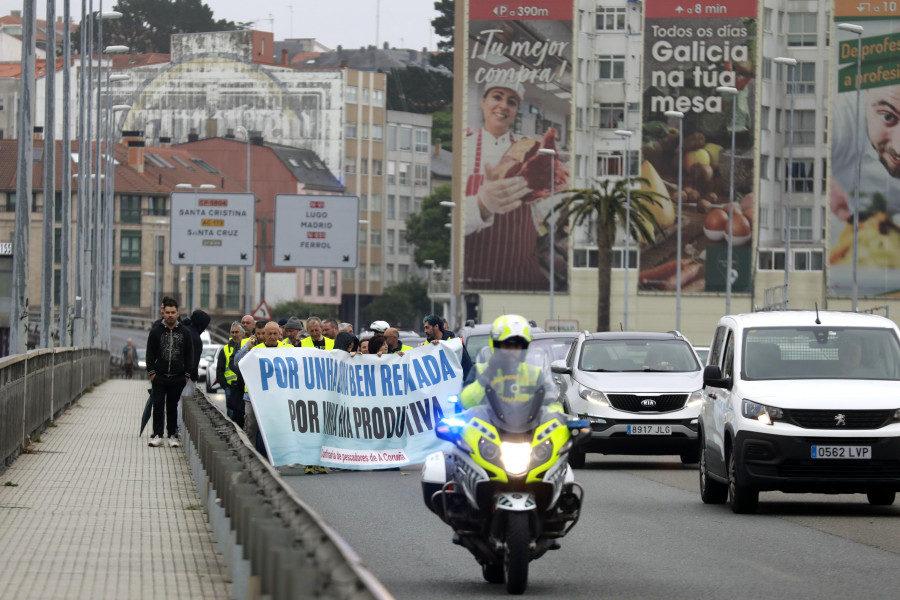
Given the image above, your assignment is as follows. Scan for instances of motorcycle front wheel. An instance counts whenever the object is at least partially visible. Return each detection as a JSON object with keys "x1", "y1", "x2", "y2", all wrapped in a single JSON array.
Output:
[{"x1": 504, "y1": 512, "x2": 530, "y2": 594}]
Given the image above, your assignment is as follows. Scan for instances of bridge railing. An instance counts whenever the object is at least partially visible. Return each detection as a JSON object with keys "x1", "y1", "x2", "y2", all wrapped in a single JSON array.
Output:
[{"x1": 0, "y1": 348, "x2": 109, "y2": 469}]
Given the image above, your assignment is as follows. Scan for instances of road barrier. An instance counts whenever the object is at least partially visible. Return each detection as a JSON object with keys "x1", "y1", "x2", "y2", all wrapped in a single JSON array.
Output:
[
  {"x1": 182, "y1": 392, "x2": 394, "y2": 600},
  {"x1": 0, "y1": 348, "x2": 109, "y2": 469}
]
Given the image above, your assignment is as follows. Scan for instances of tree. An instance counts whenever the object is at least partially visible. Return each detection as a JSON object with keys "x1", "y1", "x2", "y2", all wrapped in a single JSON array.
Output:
[
  {"x1": 84, "y1": 0, "x2": 241, "y2": 54},
  {"x1": 430, "y1": 0, "x2": 454, "y2": 71},
  {"x1": 405, "y1": 184, "x2": 452, "y2": 268},
  {"x1": 557, "y1": 179, "x2": 665, "y2": 332},
  {"x1": 385, "y1": 66, "x2": 453, "y2": 113},
  {"x1": 363, "y1": 279, "x2": 430, "y2": 330},
  {"x1": 431, "y1": 108, "x2": 453, "y2": 151}
]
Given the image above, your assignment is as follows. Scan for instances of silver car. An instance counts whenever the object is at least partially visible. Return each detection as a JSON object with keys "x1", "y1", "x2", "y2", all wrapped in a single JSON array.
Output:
[{"x1": 551, "y1": 331, "x2": 704, "y2": 467}]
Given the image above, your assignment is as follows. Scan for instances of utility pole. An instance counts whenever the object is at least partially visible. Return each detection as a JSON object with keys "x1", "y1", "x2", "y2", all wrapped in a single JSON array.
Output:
[
  {"x1": 60, "y1": 0, "x2": 72, "y2": 347},
  {"x1": 257, "y1": 218, "x2": 273, "y2": 304},
  {"x1": 41, "y1": 0, "x2": 57, "y2": 349}
]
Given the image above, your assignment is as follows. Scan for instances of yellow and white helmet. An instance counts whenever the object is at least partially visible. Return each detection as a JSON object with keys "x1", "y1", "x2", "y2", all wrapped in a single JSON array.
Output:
[{"x1": 489, "y1": 314, "x2": 532, "y2": 350}]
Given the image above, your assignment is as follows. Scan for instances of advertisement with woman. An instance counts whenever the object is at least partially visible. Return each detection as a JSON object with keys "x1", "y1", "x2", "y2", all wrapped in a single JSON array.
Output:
[
  {"x1": 639, "y1": 1, "x2": 758, "y2": 293},
  {"x1": 829, "y1": 4, "x2": 900, "y2": 297},
  {"x1": 462, "y1": 0, "x2": 572, "y2": 293}
]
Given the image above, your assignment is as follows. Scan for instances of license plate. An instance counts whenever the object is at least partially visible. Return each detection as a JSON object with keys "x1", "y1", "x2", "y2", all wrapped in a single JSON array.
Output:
[
  {"x1": 811, "y1": 445, "x2": 871, "y2": 459},
  {"x1": 626, "y1": 424, "x2": 672, "y2": 435}
]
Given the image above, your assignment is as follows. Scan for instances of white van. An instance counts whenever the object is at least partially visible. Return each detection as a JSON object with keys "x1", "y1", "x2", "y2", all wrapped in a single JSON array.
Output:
[{"x1": 699, "y1": 310, "x2": 900, "y2": 513}]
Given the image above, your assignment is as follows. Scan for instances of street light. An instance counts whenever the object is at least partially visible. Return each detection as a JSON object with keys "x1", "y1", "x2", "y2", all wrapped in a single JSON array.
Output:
[
  {"x1": 716, "y1": 86, "x2": 738, "y2": 315},
  {"x1": 837, "y1": 22, "x2": 864, "y2": 311},
  {"x1": 664, "y1": 110, "x2": 685, "y2": 330},
  {"x1": 424, "y1": 259, "x2": 436, "y2": 315},
  {"x1": 439, "y1": 200, "x2": 456, "y2": 329},
  {"x1": 355, "y1": 219, "x2": 369, "y2": 332},
  {"x1": 614, "y1": 129, "x2": 633, "y2": 330},
  {"x1": 235, "y1": 125, "x2": 252, "y2": 313},
  {"x1": 772, "y1": 58, "x2": 797, "y2": 311},
  {"x1": 100, "y1": 100, "x2": 129, "y2": 349},
  {"x1": 176, "y1": 183, "x2": 216, "y2": 310},
  {"x1": 537, "y1": 148, "x2": 557, "y2": 323}
]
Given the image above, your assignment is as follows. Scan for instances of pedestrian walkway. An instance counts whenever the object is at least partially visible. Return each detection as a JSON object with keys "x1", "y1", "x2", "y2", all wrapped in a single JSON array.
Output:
[{"x1": 0, "y1": 379, "x2": 230, "y2": 599}]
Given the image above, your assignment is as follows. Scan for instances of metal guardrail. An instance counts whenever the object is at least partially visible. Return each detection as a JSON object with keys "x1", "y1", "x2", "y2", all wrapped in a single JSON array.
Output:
[
  {"x1": 182, "y1": 392, "x2": 394, "y2": 600},
  {"x1": 0, "y1": 348, "x2": 109, "y2": 469}
]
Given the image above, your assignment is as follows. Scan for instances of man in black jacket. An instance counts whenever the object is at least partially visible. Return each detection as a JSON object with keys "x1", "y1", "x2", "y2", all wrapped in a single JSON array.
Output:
[
  {"x1": 145, "y1": 298, "x2": 193, "y2": 448},
  {"x1": 423, "y1": 314, "x2": 473, "y2": 380}
]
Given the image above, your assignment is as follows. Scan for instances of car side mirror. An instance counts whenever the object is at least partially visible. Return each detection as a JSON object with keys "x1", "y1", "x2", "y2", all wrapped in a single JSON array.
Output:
[
  {"x1": 551, "y1": 360, "x2": 570, "y2": 375},
  {"x1": 703, "y1": 365, "x2": 732, "y2": 390}
]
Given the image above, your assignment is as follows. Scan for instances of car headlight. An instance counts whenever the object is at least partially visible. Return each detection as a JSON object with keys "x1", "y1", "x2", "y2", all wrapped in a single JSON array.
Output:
[
  {"x1": 887, "y1": 409, "x2": 900, "y2": 424},
  {"x1": 500, "y1": 442, "x2": 532, "y2": 476},
  {"x1": 686, "y1": 389, "x2": 703, "y2": 408},
  {"x1": 578, "y1": 384, "x2": 609, "y2": 406},
  {"x1": 742, "y1": 399, "x2": 784, "y2": 426}
]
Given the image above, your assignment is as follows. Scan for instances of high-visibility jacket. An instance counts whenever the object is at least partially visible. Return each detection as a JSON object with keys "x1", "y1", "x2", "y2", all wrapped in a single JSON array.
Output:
[
  {"x1": 223, "y1": 342, "x2": 238, "y2": 385},
  {"x1": 389, "y1": 344, "x2": 414, "y2": 354},
  {"x1": 460, "y1": 361, "x2": 544, "y2": 410},
  {"x1": 301, "y1": 336, "x2": 335, "y2": 350}
]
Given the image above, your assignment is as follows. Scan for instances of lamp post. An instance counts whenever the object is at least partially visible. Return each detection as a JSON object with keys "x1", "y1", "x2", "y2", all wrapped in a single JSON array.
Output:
[
  {"x1": 772, "y1": 58, "x2": 797, "y2": 311},
  {"x1": 837, "y1": 22, "x2": 864, "y2": 311},
  {"x1": 235, "y1": 125, "x2": 252, "y2": 313},
  {"x1": 664, "y1": 110, "x2": 685, "y2": 330},
  {"x1": 439, "y1": 200, "x2": 457, "y2": 329},
  {"x1": 537, "y1": 148, "x2": 557, "y2": 323},
  {"x1": 355, "y1": 219, "x2": 369, "y2": 332},
  {"x1": 424, "y1": 259, "x2": 436, "y2": 315},
  {"x1": 176, "y1": 183, "x2": 216, "y2": 310},
  {"x1": 614, "y1": 129, "x2": 633, "y2": 330},
  {"x1": 716, "y1": 86, "x2": 738, "y2": 314}
]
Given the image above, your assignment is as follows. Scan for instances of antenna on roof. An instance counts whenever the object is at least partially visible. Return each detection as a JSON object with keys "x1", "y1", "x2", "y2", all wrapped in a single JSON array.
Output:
[{"x1": 814, "y1": 302, "x2": 821, "y2": 325}]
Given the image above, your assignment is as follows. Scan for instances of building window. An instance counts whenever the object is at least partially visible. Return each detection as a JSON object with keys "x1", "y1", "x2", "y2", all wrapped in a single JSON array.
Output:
[
  {"x1": 54, "y1": 227, "x2": 62, "y2": 264},
  {"x1": 760, "y1": 155, "x2": 769, "y2": 179},
  {"x1": 786, "y1": 160, "x2": 815, "y2": 193},
  {"x1": 388, "y1": 125, "x2": 397, "y2": 150},
  {"x1": 387, "y1": 228, "x2": 395, "y2": 254},
  {"x1": 225, "y1": 275, "x2": 240, "y2": 309},
  {"x1": 791, "y1": 110, "x2": 817, "y2": 144},
  {"x1": 373, "y1": 89, "x2": 384, "y2": 107},
  {"x1": 360, "y1": 226, "x2": 367, "y2": 245},
  {"x1": 386, "y1": 264, "x2": 395, "y2": 284},
  {"x1": 399, "y1": 196, "x2": 411, "y2": 219},
  {"x1": 345, "y1": 122, "x2": 357, "y2": 139},
  {"x1": 330, "y1": 270, "x2": 338, "y2": 296},
  {"x1": 200, "y1": 273, "x2": 210, "y2": 307},
  {"x1": 370, "y1": 194, "x2": 382, "y2": 212},
  {"x1": 573, "y1": 248, "x2": 598, "y2": 268},
  {"x1": 120, "y1": 231, "x2": 141, "y2": 265},
  {"x1": 760, "y1": 106, "x2": 769, "y2": 130},
  {"x1": 387, "y1": 195, "x2": 396, "y2": 219},
  {"x1": 359, "y1": 123, "x2": 369, "y2": 140},
  {"x1": 398, "y1": 162, "x2": 411, "y2": 185},
  {"x1": 398, "y1": 229, "x2": 409, "y2": 254},
  {"x1": 597, "y1": 103, "x2": 625, "y2": 129},
  {"x1": 757, "y1": 249, "x2": 786, "y2": 271},
  {"x1": 387, "y1": 161, "x2": 396, "y2": 184},
  {"x1": 372, "y1": 159, "x2": 383, "y2": 176},
  {"x1": 360, "y1": 194, "x2": 368, "y2": 211},
  {"x1": 54, "y1": 191, "x2": 62, "y2": 222},
  {"x1": 763, "y1": 7, "x2": 773, "y2": 32},
  {"x1": 148, "y1": 195, "x2": 167, "y2": 216},
  {"x1": 793, "y1": 249, "x2": 824, "y2": 271},
  {"x1": 612, "y1": 248, "x2": 638, "y2": 269},
  {"x1": 372, "y1": 125, "x2": 384, "y2": 142},
  {"x1": 415, "y1": 129, "x2": 429, "y2": 153},
  {"x1": 360, "y1": 160, "x2": 368, "y2": 175},
  {"x1": 54, "y1": 269, "x2": 61, "y2": 304},
  {"x1": 362, "y1": 88, "x2": 370, "y2": 105},
  {"x1": 398, "y1": 264, "x2": 409, "y2": 282},
  {"x1": 596, "y1": 152, "x2": 625, "y2": 177},
  {"x1": 317, "y1": 270, "x2": 325, "y2": 295},
  {"x1": 787, "y1": 13, "x2": 817, "y2": 47},
  {"x1": 399, "y1": 127, "x2": 412, "y2": 151},
  {"x1": 786, "y1": 62, "x2": 816, "y2": 94},
  {"x1": 347, "y1": 86, "x2": 358, "y2": 104},
  {"x1": 345, "y1": 158, "x2": 356, "y2": 174},
  {"x1": 304, "y1": 270, "x2": 312, "y2": 295},
  {"x1": 414, "y1": 164, "x2": 428, "y2": 186},
  {"x1": 597, "y1": 55, "x2": 625, "y2": 79},
  {"x1": 595, "y1": 6, "x2": 625, "y2": 31},
  {"x1": 762, "y1": 57, "x2": 772, "y2": 80},
  {"x1": 370, "y1": 229, "x2": 381, "y2": 247},
  {"x1": 789, "y1": 207, "x2": 814, "y2": 241},
  {"x1": 119, "y1": 271, "x2": 141, "y2": 306}
]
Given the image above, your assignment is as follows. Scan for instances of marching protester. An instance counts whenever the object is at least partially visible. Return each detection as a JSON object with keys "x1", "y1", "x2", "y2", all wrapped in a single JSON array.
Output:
[
  {"x1": 323, "y1": 318, "x2": 340, "y2": 340},
  {"x1": 423, "y1": 313, "x2": 473, "y2": 379},
  {"x1": 334, "y1": 331, "x2": 360, "y2": 354},
  {"x1": 384, "y1": 328, "x2": 412, "y2": 356},
  {"x1": 216, "y1": 321, "x2": 244, "y2": 423},
  {"x1": 282, "y1": 316, "x2": 304, "y2": 347},
  {"x1": 145, "y1": 298, "x2": 193, "y2": 448},
  {"x1": 301, "y1": 317, "x2": 335, "y2": 349},
  {"x1": 368, "y1": 334, "x2": 389, "y2": 356}
]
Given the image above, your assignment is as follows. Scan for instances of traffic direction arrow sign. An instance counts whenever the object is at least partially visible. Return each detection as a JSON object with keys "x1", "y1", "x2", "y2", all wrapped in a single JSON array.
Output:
[{"x1": 251, "y1": 301, "x2": 271, "y2": 321}]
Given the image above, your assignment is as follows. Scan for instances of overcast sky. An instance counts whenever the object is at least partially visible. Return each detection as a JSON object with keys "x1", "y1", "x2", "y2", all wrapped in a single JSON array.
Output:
[{"x1": 35, "y1": 0, "x2": 441, "y2": 52}]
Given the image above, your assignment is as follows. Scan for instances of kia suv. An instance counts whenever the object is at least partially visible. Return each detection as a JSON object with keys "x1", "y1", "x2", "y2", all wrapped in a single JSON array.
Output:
[
  {"x1": 551, "y1": 331, "x2": 704, "y2": 467},
  {"x1": 699, "y1": 311, "x2": 900, "y2": 513}
]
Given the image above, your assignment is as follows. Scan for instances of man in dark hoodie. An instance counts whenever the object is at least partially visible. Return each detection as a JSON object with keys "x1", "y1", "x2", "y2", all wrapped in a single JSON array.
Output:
[
  {"x1": 145, "y1": 298, "x2": 193, "y2": 447},
  {"x1": 181, "y1": 309, "x2": 211, "y2": 409}
]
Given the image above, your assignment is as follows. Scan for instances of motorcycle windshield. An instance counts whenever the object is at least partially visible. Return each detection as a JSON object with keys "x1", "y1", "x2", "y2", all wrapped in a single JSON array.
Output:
[{"x1": 478, "y1": 349, "x2": 548, "y2": 434}]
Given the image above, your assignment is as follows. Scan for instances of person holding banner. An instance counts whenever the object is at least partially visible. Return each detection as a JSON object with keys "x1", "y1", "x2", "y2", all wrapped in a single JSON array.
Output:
[
  {"x1": 234, "y1": 321, "x2": 285, "y2": 459},
  {"x1": 301, "y1": 317, "x2": 335, "y2": 350}
]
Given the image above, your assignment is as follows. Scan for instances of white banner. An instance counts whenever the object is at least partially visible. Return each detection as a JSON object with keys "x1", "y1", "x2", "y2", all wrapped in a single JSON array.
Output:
[{"x1": 240, "y1": 340, "x2": 464, "y2": 467}]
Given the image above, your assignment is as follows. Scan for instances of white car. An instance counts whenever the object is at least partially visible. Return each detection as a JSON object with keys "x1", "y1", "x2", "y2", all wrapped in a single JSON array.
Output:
[
  {"x1": 197, "y1": 344, "x2": 222, "y2": 383},
  {"x1": 699, "y1": 311, "x2": 900, "y2": 514}
]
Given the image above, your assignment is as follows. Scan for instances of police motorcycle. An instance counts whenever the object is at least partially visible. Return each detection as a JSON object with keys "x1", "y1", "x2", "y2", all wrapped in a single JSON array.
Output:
[{"x1": 421, "y1": 347, "x2": 590, "y2": 595}]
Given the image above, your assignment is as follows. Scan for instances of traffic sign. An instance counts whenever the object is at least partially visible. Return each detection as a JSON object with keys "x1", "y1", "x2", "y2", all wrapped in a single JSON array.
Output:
[
  {"x1": 273, "y1": 195, "x2": 359, "y2": 268},
  {"x1": 170, "y1": 192, "x2": 255, "y2": 266},
  {"x1": 251, "y1": 300, "x2": 271, "y2": 320}
]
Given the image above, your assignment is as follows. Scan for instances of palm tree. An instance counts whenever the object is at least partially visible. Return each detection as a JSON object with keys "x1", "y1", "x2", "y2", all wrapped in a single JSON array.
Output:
[{"x1": 556, "y1": 178, "x2": 665, "y2": 332}]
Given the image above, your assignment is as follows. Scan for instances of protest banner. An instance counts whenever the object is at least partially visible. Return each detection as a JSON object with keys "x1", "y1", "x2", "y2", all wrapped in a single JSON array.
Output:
[{"x1": 240, "y1": 341, "x2": 463, "y2": 467}]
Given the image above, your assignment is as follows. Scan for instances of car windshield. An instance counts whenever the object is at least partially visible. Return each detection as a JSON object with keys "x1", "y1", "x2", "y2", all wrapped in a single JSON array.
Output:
[
  {"x1": 743, "y1": 326, "x2": 900, "y2": 380},
  {"x1": 530, "y1": 336, "x2": 576, "y2": 362},
  {"x1": 695, "y1": 347, "x2": 709, "y2": 365},
  {"x1": 578, "y1": 339, "x2": 700, "y2": 372},
  {"x1": 201, "y1": 346, "x2": 218, "y2": 359}
]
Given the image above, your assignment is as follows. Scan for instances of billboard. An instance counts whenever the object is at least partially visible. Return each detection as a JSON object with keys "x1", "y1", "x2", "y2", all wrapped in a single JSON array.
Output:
[
  {"x1": 461, "y1": 0, "x2": 573, "y2": 293},
  {"x1": 169, "y1": 192, "x2": 255, "y2": 266},
  {"x1": 639, "y1": 1, "x2": 758, "y2": 293},
  {"x1": 829, "y1": 4, "x2": 900, "y2": 297},
  {"x1": 272, "y1": 195, "x2": 360, "y2": 269}
]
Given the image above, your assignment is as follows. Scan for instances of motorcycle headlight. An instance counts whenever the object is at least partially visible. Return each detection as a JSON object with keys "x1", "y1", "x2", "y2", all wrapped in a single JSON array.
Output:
[
  {"x1": 742, "y1": 399, "x2": 784, "y2": 426},
  {"x1": 531, "y1": 440, "x2": 552, "y2": 465},
  {"x1": 500, "y1": 442, "x2": 532, "y2": 476},
  {"x1": 578, "y1": 384, "x2": 609, "y2": 406},
  {"x1": 686, "y1": 389, "x2": 703, "y2": 408}
]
